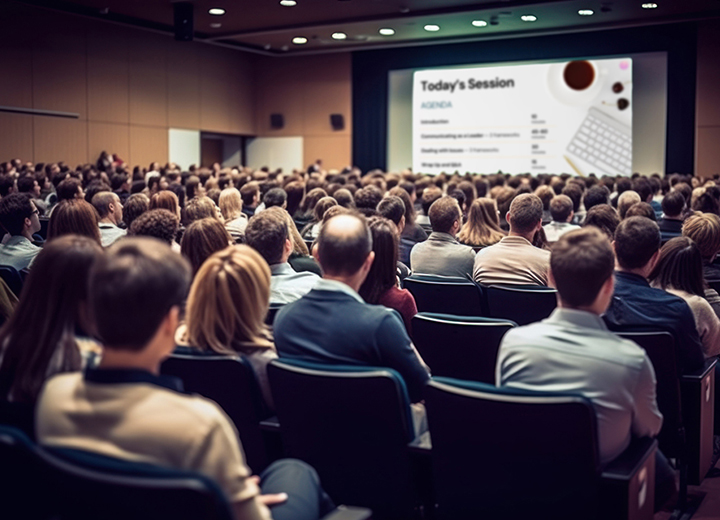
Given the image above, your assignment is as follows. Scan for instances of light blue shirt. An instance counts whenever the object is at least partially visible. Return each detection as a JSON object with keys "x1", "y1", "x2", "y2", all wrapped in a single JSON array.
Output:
[
  {"x1": 99, "y1": 223, "x2": 126, "y2": 247},
  {"x1": 497, "y1": 307, "x2": 662, "y2": 465},
  {"x1": 0, "y1": 235, "x2": 41, "y2": 271},
  {"x1": 269, "y1": 262, "x2": 320, "y2": 304}
]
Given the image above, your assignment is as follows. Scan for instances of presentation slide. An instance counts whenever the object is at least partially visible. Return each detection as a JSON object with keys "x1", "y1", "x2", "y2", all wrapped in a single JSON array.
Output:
[{"x1": 412, "y1": 58, "x2": 633, "y2": 176}]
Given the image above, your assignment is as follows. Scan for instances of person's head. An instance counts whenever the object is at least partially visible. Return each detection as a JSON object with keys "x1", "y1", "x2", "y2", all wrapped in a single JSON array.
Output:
[
  {"x1": 299, "y1": 187, "x2": 328, "y2": 215},
  {"x1": 185, "y1": 175, "x2": 204, "y2": 200},
  {"x1": 17, "y1": 175, "x2": 40, "y2": 198},
  {"x1": 661, "y1": 190, "x2": 686, "y2": 219},
  {"x1": 316, "y1": 214, "x2": 374, "y2": 282},
  {"x1": 180, "y1": 217, "x2": 232, "y2": 275},
  {"x1": 183, "y1": 196, "x2": 220, "y2": 226},
  {"x1": 632, "y1": 177, "x2": 653, "y2": 203},
  {"x1": 624, "y1": 202, "x2": 657, "y2": 221},
  {"x1": 387, "y1": 187, "x2": 415, "y2": 227},
  {"x1": 0, "y1": 193, "x2": 40, "y2": 237},
  {"x1": 47, "y1": 199, "x2": 101, "y2": 244},
  {"x1": 358, "y1": 217, "x2": 399, "y2": 305},
  {"x1": 649, "y1": 237, "x2": 705, "y2": 297},
  {"x1": 128, "y1": 209, "x2": 179, "y2": 245},
  {"x1": 284, "y1": 181, "x2": 306, "y2": 216},
  {"x1": 333, "y1": 188, "x2": 355, "y2": 209},
  {"x1": 377, "y1": 196, "x2": 406, "y2": 230},
  {"x1": 0, "y1": 174, "x2": 15, "y2": 197},
  {"x1": 507, "y1": 193, "x2": 543, "y2": 235},
  {"x1": 245, "y1": 209, "x2": 291, "y2": 266},
  {"x1": 122, "y1": 193, "x2": 150, "y2": 229},
  {"x1": 92, "y1": 191, "x2": 123, "y2": 224},
  {"x1": 561, "y1": 183, "x2": 583, "y2": 212},
  {"x1": 429, "y1": 196, "x2": 462, "y2": 235},
  {"x1": 583, "y1": 185, "x2": 610, "y2": 212},
  {"x1": 150, "y1": 190, "x2": 180, "y2": 220},
  {"x1": 549, "y1": 228, "x2": 615, "y2": 313},
  {"x1": 682, "y1": 212, "x2": 720, "y2": 263},
  {"x1": 84, "y1": 181, "x2": 111, "y2": 205},
  {"x1": 240, "y1": 181, "x2": 260, "y2": 208},
  {"x1": 549, "y1": 195, "x2": 574, "y2": 223},
  {"x1": 457, "y1": 181, "x2": 477, "y2": 212},
  {"x1": 583, "y1": 204, "x2": 620, "y2": 240},
  {"x1": 56, "y1": 178, "x2": 83, "y2": 202},
  {"x1": 263, "y1": 187, "x2": 287, "y2": 209},
  {"x1": 89, "y1": 238, "x2": 190, "y2": 356},
  {"x1": 354, "y1": 186, "x2": 383, "y2": 214},
  {"x1": 617, "y1": 190, "x2": 641, "y2": 219},
  {"x1": 421, "y1": 187, "x2": 443, "y2": 216},
  {"x1": 613, "y1": 216, "x2": 661, "y2": 272},
  {"x1": 186, "y1": 245, "x2": 272, "y2": 355},
  {"x1": 535, "y1": 186, "x2": 555, "y2": 212},
  {"x1": 691, "y1": 189, "x2": 720, "y2": 215},
  {"x1": 314, "y1": 196, "x2": 338, "y2": 222},
  {"x1": 0, "y1": 235, "x2": 104, "y2": 404},
  {"x1": 218, "y1": 188, "x2": 243, "y2": 222}
]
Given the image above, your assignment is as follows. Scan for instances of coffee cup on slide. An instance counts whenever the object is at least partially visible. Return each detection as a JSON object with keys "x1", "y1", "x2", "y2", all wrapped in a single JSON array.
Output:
[{"x1": 546, "y1": 60, "x2": 605, "y2": 107}]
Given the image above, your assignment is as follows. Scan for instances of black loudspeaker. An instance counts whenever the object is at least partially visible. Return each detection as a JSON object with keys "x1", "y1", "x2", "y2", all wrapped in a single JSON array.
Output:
[
  {"x1": 174, "y1": 2, "x2": 194, "y2": 41},
  {"x1": 270, "y1": 113, "x2": 284, "y2": 129},
  {"x1": 330, "y1": 113, "x2": 344, "y2": 130}
]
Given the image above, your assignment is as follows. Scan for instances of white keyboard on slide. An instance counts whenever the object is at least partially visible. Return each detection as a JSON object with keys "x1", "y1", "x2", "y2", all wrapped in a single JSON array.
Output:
[{"x1": 566, "y1": 107, "x2": 632, "y2": 176}]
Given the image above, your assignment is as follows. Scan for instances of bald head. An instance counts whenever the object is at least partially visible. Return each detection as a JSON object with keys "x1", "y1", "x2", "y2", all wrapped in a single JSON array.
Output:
[{"x1": 317, "y1": 213, "x2": 372, "y2": 276}]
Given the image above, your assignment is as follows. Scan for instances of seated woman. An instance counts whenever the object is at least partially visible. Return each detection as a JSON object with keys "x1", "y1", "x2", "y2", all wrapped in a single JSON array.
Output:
[
  {"x1": 181, "y1": 244, "x2": 278, "y2": 409},
  {"x1": 0, "y1": 235, "x2": 103, "y2": 418},
  {"x1": 47, "y1": 198, "x2": 102, "y2": 245},
  {"x1": 649, "y1": 236, "x2": 720, "y2": 358},
  {"x1": 457, "y1": 197, "x2": 506, "y2": 248},
  {"x1": 293, "y1": 187, "x2": 327, "y2": 232},
  {"x1": 359, "y1": 217, "x2": 417, "y2": 335},
  {"x1": 218, "y1": 188, "x2": 248, "y2": 242},
  {"x1": 301, "y1": 196, "x2": 337, "y2": 241},
  {"x1": 180, "y1": 217, "x2": 233, "y2": 276}
]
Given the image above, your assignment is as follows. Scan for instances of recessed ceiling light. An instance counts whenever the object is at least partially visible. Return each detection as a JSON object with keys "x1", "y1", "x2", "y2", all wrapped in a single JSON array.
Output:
[
  {"x1": 210, "y1": 23, "x2": 222, "y2": 28},
  {"x1": 292, "y1": 36, "x2": 307, "y2": 45},
  {"x1": 279, "y1": 0, "x2": 297, "y2": 6},
  {"x1": 208, "y1": 8, "x2": 225, "y2": 15},
  {"x1": 641, "y1": 2, "x2": 658, "y2": 8},
  {"x1": 520, "y1": 15, "x2": 537, "y2": 22},
  {"x1": 578, "y1": 9, "x2": 594, "y2": 16},
  {"x1": 424, "y1": 24, "x2": 440, "y2": 32},
  {"x1": 472, "y1": 20, "x2": 488, "y2": 27},
  {"x1": 331, "y1": 32, "x2": 347, "y2": 40},
  {"x1": 379, "y1": 27, "x2": 395, "y2": 36}
]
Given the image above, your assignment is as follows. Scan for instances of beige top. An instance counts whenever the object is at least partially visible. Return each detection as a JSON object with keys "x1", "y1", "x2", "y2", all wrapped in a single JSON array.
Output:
[
  {"x1": 473, "y1": 236, "x2": 550, "y2": 286},
  {"x1": 663, "y1": 287, "x2": 720, "y2": 358},
  {"x1": 36, "y1": 372, "x2": 272, "y2": 520}
]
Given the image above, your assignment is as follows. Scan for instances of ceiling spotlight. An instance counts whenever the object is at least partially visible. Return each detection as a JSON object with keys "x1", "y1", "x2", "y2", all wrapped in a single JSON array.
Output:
[
  {"x1": 208, "y1": 8, "x2": 225, "y2": 15},
  {"x1": 292, "y1": 36, "x2": 308, "y2": 44},
  {"x1": 472, "y1": 20, "x2": 488, "y2": 27},
  {"x1": 424, "y1": 24, "x2": 440, "y2": 31},
  {"x1": 331, "y1": 32, "x2": 347, "y2": 40},
  {"x1": 520, "y1": 15, "x2": 537, "y2": 22},
  {"x1": 379, "y1": 27, "x2": 395, "y2": 36},
  {"x1": 578, "y1": 9, "x2": 594, "y2": 15},
  {"x1": 279, "y1": 0, "x2": 297, "y2": 6},
  {"x1": 210, "y1": 23, "x2": 222, "y2": 28},
  {"x1": 641, "y1": 2, "x2": 657, "y2": 8}
]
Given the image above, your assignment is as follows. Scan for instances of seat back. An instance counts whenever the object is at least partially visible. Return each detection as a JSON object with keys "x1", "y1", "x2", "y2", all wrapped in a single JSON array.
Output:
[
  {"x1": 0, "y1": 265, "x2": 23, "y2": 297},
  {"x1": 160, "y1": 351, "x2": 271, "y2": 471},
  {"x1": 0, "y1": 401, "x2": 35, "y2": 440},
  {"x1": 403, "y1": 274, "x2": 485, "y2": 316},
  {"x1": 38, "y1": 217, "x2": 50, "y2": 241},
  {"x1": 485, "y1": 284, "x2": 557, "y2": 325},
  {"x1": 268, "y1": 359, "x2": 416, "y2": 518},
  {"x1": 411, "y1": 313, "x2": 515, "y2": 384},
  {"x1": 425, "y1": 378, "x2": 600, "y2": 520},
  {"x1": 265, "y1": 303, "x2": 285, "y2": 327},
  {"x1": 616, "y1": 331, "x2": 683, "y2": 457}
]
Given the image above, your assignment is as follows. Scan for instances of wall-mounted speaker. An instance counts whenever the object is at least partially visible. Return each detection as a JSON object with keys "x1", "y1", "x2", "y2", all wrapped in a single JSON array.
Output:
[
  {"x1": 330, "y1": 113, "x2": 344, "y2": 131},
  {"x1": 270, "y1": 113, "x2": 284, "y2": 129},
  {"x1": 174, "y1": 2, "x2": 194, "y2": 41}
]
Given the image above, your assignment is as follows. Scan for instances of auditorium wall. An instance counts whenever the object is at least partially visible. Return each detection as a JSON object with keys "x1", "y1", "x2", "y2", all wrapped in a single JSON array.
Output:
[{"x1": 696, "y1": 18, "x2": 720, "y2": 179}]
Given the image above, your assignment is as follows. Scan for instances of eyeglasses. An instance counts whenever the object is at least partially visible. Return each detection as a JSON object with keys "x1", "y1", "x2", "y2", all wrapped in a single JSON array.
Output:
[{"x1": 30, "y1": 209, "x2": 39, "y2": 216}]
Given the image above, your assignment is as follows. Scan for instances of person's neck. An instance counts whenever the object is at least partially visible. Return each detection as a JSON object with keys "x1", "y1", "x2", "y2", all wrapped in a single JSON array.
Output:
[
  {"x1": 665, "y1": 214, "x2": 682, "y2": 221},
  {"x1": 99, "y1": 216, "x2": 116, "y2": 226},
  {"x1": 616, "y1": 266, "x2": 649, "y2": 279},
  {"x1": 323, "y1": 273, "x2": 363, "y2": 293},
  {"x1": 20, "y1": 229, "x2": 33, "y2": 241},
  {"x1": 508, "y1": 229, "x2": 534, "y2": 241},
  {"x1": 557, "y1": 300, "x2": 602, "y2": 315},
  {"x1": 98, "y1": 347, "x2": 161, "y2": 375}
]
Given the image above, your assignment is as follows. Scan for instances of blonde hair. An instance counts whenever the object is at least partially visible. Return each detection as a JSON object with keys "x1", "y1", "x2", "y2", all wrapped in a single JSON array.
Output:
[
  {"x1": 219, "y1": 188, "x2": 243, "y2": 221},
  {"x1": 457, "y1": 198, "x2": 506, "y2": 247},
  {"x1": 683, "y1": 212, "x2": 720, "y2": 262},
  {"x1": 186, "y1": 244, "x2": 273, "y2": 355}
]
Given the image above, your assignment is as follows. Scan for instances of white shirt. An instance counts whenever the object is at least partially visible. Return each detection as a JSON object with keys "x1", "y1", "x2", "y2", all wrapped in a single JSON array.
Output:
[
  {"x1": 542, "y1": 221, "x2": 581, "y2": 243},
  {"x1": 269, "y1": 262, "x2": 320, "y2": 304}
]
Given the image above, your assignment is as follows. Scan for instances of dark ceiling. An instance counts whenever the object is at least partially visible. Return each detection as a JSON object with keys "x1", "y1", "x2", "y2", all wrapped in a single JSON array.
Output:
[{"x1": 17, "y1": 0, "x2": 720, "y2": 55}]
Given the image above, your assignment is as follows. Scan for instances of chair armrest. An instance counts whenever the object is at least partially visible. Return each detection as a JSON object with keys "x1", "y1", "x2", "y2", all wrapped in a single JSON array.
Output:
[
  {"x1": 321, "y1": 505, "x2": 373, "y2": 520},
  {"x1": 259, "y1": 416, "x2": 280, "y2": 432},
  {"x1": 601, "y1": 438, "x2": 657, "y2": 481},
  {"x1": 681, "y1": 357, "x2": 717, "y2": 383},
  {"x1": 407, "y1": 431, "x2": 431, "y2": 454}
]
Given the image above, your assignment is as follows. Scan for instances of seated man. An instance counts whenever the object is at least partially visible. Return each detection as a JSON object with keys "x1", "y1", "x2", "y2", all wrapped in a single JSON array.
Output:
[
  {"x1": 36, "y1": 237, "x2": 333, "y2": 520},
  {"x1": 542, "y1": 195, "x2": 580, "y2": 243},
  {"x1": 410, "y1": 196, "x2": 475, "y2": 279},
  {"x1": 92, "y1": 191, "x2": 126, "y2": 247},
  {"x1": 657, "y1": 190, "x2": 685, "y2": 242},
  {"x1": 0, "y1": 193, "x2": 41, "y2": 271},
  {"x1": 497, "y1": 227, "x2": 674, "y2": 509},
  {"x1": 274, "y1": 213, "x2": 430, "y2": 405},
  {"x1": 603, "y1": 216, "x2": 705, "y2": 374},
  {"x1": 376, "y1": 195, "x2": 412, "y2": 278},
  {"x1": 474, "y1": 193, "x2": 550, "y2": 286},
  {"x1": 245, "y1": 207, "x2": 319, "y2": 304}
]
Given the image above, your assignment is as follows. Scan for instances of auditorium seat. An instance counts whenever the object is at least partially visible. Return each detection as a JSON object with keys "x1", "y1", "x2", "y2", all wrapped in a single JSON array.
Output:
[
  {"x1": 160, "y1": 348, "x2": 278, "y2": 472},
  {"x1": 0, "y1": 265, "x2": 23, "y2": 297},
  {"x1": 267, "y1": 359, "x2": 423, "y2": 519},
  {"x1": 411, "y1": 312, "x2": 515, "y2": 384},
  {"x1": 403, "y1": 274, "x2": 485, "y2": 316},
  {"x1": 266, "y1": 303, "x2": 285, "y2": 328},
  {"x1": 423, "y1": 378, "x2": 656, "y2": 520},
  {"x1": 484, "y1": 284, "x2": 557, "y2": 325}
]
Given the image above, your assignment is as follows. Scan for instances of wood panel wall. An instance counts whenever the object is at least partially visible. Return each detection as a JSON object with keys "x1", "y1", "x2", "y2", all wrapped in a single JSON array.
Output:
[
  {"x1": 0, "y1": 2, "x2": 256, "y2": 169},
  {"x1": 696, "y1": 19, "x2": 720, "y2": 179}
]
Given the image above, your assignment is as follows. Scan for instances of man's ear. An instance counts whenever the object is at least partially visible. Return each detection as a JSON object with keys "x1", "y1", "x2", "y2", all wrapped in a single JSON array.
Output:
[
  {"x1": 647, "y1": 249, "x2": 660, "y2": 272},
  {"x1": 547, "y1": 267, "x2": 557, "y2": 289},
  {"x1": 311, "y1": 242, "x2": 320, "y2": 263},
  {"x1": 363, "y1": 251, "x2": 375, "y2": 273}
]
